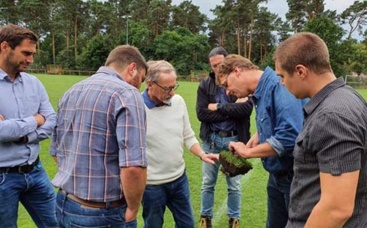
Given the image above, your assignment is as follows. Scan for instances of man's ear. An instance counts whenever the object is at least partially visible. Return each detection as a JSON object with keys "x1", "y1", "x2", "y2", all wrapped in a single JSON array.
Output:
[
  {"x1": 127, "y1": 62, "x2": 137, "y2": 77},
  {"x1": 295, "y1": 65, "x2": 308, "y2": 80},
  {"x1": 0, "y1": 41, "x2": 9, "y2": 51}
]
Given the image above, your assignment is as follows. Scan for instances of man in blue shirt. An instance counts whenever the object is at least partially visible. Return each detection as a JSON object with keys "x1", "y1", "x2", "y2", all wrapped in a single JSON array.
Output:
[
  {"x1": 217, "y1": 54, "x2": 306, "y2": 228},
  {"x1": 196, "y1": 48, "x2": 252, "y2": 228},
  {"x1": 0, "y1": 24, "x2": 58, "y2": 227}
]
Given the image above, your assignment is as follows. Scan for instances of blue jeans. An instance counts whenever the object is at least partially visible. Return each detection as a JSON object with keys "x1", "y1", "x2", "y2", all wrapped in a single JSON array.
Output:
[
  {"x1": 0, "y1": 161, "x2": 58, "y2": 228},
  {"x1": 142, "y1": 172, "x2": 195, "y2": 228},
  {"x1": 56, "y1": 190, "x2": 136, "y2": 228},
  {"x1": 266, "y1": 172, "x2": 292, "y2": 228},
  {"x1": 201, "y1": 133, "x2": 241, "y2": 219}
]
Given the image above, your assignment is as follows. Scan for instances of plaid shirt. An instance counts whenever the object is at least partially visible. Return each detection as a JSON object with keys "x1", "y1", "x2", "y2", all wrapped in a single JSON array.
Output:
[{"x1": 50, "y1": 67, "x2": 147, "y2": 202}]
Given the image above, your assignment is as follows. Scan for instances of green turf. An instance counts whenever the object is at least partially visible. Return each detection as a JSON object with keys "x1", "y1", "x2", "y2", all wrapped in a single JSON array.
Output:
[{"x1": 17, "y1": 74, "x2": 367, "y2": 228}]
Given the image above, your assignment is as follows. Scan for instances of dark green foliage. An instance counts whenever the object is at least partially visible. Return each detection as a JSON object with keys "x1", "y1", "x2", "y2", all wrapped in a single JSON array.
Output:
[
  {"x1": 0, "y1": 0, "x2": 365, "y2": 76},
  {"x1": 303, "y1": 15, "x2": 346, "y2": 77},
  {"x1": 77, "y1": 35, "x2": 115, "y2": 71}
]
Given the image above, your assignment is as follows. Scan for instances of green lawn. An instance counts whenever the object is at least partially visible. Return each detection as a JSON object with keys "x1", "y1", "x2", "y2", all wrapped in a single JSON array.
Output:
[{"x1": 18, "y1": 74, "x2": 367, "y2": 228}]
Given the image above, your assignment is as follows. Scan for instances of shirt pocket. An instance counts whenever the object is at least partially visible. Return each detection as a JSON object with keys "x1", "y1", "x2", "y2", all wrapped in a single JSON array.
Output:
[
  {"x1": 294, "y1": 133, "x2": 306, "y2": 163},
  {"x1": 23, "y1": 95, "x2": 40, "y2": 114}
]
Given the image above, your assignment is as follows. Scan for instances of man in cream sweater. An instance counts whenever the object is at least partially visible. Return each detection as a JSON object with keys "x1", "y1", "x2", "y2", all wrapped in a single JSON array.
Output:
[{"x1": 141, "y1": 60, "x2": 218, "y2": 228}]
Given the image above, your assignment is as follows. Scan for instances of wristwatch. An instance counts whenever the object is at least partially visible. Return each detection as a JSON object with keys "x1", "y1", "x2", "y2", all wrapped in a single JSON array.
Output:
[{"x1": 216, "y1": 103, "x2": 223, "y2": 110}]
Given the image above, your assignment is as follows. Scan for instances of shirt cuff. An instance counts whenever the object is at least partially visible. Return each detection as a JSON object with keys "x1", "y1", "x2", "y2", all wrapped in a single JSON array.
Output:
[{"x1": 266, "y1": 136, "x2": 286, "y2": 157}]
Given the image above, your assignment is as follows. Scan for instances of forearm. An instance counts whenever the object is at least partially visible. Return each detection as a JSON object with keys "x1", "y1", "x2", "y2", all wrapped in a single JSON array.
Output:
[
  {"x1": 121, "y1": 167, "x2": 147, "y2": 213},
  {"x1": 190, "y1": 143, "x2": 205, "y2": 158},
  {"x1": 305, "y1": 204, "x2": 349, "y2": 228},
  {"x1": 246, "y1": 143, "x2": 278, "y2": 158},
  {"x1": 28, "y1": 100, "x2": 56, "y2": 143},
  {"x1": 232, "y1": 142, "x2": 277, "y2": 159},
  {"x1": 305, "y1": 172, "x2": 358, "y2": 228},
  {"x1": 0, "y1": 117, "x2": 38, "y2": 142},
  {"x1": 218, "y1": 100, "x2": 253, "y2": 118}
]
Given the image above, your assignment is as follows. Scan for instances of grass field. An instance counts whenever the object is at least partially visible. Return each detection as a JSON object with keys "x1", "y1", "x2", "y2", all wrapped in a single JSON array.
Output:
[{"x1": 17, "y1": 74, "x2": 367, "y2": 228}]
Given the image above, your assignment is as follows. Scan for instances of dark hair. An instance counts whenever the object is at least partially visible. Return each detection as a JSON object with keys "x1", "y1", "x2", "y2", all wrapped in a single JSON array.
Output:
[
  {"x1": 208, "y1": 47, "x2": 228, "y2": 59},
  {"x1": 0, "y1": 24, "x2": 38, "y2": 49},
  {"x1": 105, "y1": 45, "x2": 148, "y2": 73}
]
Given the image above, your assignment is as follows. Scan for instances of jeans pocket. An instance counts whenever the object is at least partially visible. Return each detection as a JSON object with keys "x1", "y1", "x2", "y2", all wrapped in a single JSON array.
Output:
[
  {"x1": 125, "y1": 218, "x2": 137, "y2": 228},
  {"x1": 70, "y1": 223, "x2": 111, "y2": 228},
  {"x1": 0, "y1": 172, "x2": 6, "y2": 185}
]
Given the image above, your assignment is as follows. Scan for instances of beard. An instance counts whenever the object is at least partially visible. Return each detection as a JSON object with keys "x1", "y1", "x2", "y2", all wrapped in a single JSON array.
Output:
[{"x1": 6, "y1": 53, "x2": 27, "y2": 75}]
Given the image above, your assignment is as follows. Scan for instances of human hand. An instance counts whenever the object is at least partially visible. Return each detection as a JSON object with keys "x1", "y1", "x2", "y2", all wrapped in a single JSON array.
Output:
[
  {"x1": 208, "y1": 103, "x2": 218, "y2": 111},
  {"x1": 236, "y1": 97, "x2": 248, "y2": 103},
  {"x1": 124, "y1": 206, "x2": 138, "y2": 223},
  {"x1": 201, "y1": 153, "x2": 219, "y2": 164},
  {"x1": 229, "y1": 141, "x2": 249, "y2": 158},
  {"x1": 246, "y1": 132, "x2": 259, "y2": 148},
  {"x1": 0, "y1": 114, "x2": 5, "y2": 121},
  {"x1": 34, "y1": 114, "x2": 45, "y2": 126}
]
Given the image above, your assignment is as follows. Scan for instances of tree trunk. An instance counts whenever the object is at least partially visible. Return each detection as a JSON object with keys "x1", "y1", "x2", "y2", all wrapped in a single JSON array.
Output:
[
  {"x1": 243, "y1": 27, "x2": 247, "y2": 58},
  {"x1": 66, "y1": 30, "x2": 69, "y2": 50},
  {"x1": 74, "y1": 16, "x2": 78, "y2": 59},
  {"x1": 52, "y1": 32, "x2": 55, "y2": 64},
  {"x1": 248, "y1": 16, "x2": 254, "y2": 60},
  {"x1": 237, "y1": 20, "x2": 241, "y2": 55}
]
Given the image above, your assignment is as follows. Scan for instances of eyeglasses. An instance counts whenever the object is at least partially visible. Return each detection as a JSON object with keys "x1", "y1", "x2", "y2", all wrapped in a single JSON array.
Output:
[
  {"x1": 153, "y1": 81, "x2": 179, "y2": 93},
  {"x1": 219, "y1": 75, "x2": 230, "y2": 89},
  {"x1": 219, "y1": 79, "x2": 228, "y2": 89},
  {"x1": 219, "y1": 71, "x2": 236, "y2": 89}
]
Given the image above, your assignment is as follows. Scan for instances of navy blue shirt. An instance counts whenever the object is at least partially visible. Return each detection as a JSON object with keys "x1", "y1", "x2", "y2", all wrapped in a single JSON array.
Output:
[
  {"x1": 211, "y1": 87, "x2": 236, "y2": 132},
  {"x1": 253, "y1": 67, "x2": 306, "y2": 173}
]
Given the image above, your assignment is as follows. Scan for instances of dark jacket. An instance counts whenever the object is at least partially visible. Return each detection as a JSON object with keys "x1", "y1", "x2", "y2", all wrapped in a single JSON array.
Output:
[{"x1": 196, "y1": 72, "x2": 253, "y2": 143}]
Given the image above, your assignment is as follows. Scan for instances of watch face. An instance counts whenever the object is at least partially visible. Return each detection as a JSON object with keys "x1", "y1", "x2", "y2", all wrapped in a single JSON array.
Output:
[{"x1": 217, "y1": 103, "x2": 223, "y2": 109}]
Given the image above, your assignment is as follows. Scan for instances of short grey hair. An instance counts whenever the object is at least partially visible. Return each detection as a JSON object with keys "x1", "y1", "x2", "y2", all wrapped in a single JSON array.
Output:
[{"x1": 145, "y1": 60, "x2": 176, "y2": 82}]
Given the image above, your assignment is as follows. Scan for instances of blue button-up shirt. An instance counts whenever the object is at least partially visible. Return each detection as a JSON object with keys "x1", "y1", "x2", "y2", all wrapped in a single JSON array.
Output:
[
  {"x1": 253, "y1": 67, "x2": 306, "y2": 173},
  {"x1": 0, "y1": 70, "x2": 56, "y2": 167}
]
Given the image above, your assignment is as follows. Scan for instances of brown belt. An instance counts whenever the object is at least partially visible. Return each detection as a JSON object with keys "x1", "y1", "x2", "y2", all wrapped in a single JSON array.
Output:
[{"x1": 59, "y1": 189, "x2": 126, "y2": 209}]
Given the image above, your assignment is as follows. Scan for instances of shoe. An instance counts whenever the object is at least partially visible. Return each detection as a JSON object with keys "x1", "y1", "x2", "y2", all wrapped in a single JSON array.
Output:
[
  {"x1": 199, "y1": 215, "x2": 212, "y2": 228},
  {"x1": 229, "y1": 217, "x2": 240, "y2": 228}
]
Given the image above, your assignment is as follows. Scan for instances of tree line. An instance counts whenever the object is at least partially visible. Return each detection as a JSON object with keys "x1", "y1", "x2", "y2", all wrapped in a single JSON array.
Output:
[{"x1": 0, "y1": 0, "x2": 366, "y2": 76}]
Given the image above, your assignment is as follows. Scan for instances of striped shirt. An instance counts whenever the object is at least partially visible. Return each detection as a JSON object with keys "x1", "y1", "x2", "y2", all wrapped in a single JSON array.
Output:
[
  {"x1": 287, "y1": 77, "x2": 367, "y2": 227},
  {"x1": 50, "y1": 66, "x2": 147, "y2": 202}
]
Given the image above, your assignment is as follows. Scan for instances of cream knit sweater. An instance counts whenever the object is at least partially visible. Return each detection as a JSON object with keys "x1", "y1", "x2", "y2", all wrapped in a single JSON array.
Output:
[{"x1": 145, "y1": 94, "x2": 199, "y2": 185}]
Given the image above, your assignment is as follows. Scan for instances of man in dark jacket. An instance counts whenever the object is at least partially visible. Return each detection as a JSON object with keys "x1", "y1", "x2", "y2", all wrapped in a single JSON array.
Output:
[{"x1": 196, "y1": 47, "x2": 253, "y2": 228}]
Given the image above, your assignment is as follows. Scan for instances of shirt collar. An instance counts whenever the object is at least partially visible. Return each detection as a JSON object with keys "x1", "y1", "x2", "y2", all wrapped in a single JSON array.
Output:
[
  {"x1": 95, "y1": 66, "x2": 124, "y2": 82},
  {"x1": 0, "y1": 69, "x2": 22, "y2": 82},
  {"x1": 253, "y1": 66, "x2": 275, "y2": 100},
  {"x1": 304, "y1": 77, "x2": 345, "y2": 117},
  {"x1": 142, "y1": 89, "x2": 171, "y2": 109}
]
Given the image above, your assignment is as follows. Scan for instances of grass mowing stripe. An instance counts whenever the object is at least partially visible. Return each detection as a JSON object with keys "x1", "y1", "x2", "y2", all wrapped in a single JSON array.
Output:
[{"x1": 213, "y1": 158, "x2": 261, "y2": 225}]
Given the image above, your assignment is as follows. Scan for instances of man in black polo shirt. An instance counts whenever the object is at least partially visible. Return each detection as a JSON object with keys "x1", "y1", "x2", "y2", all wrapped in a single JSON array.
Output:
[{"x1": 273, "y1": 32, "x2": 367, "y2": 227}]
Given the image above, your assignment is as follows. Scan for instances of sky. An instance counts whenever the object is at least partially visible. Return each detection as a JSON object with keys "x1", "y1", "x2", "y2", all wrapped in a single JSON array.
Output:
[{"x1": 171, "y1": 0, "x2": 360, "y2": 39}]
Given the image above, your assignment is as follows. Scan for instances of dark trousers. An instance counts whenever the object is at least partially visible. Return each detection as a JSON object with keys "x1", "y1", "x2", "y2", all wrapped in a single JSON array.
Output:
[{"x1": 266, "y1": 172, "x2": 293, "y2": 228}]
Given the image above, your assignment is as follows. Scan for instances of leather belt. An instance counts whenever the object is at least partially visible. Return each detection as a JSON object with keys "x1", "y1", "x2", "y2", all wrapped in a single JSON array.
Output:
[
  {"x1": 59, "y1": 189, "x2": 126, "y2": 209},
  {"x1": 214, "y1": 130, "x2": 238, "y2": 137},
  {"x1": 0, "y1": 156, "x2": 39, "y2": 173}
]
